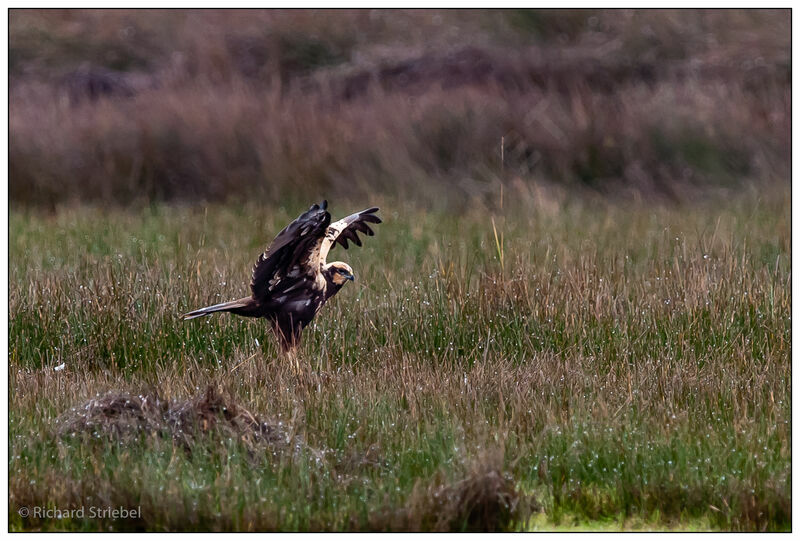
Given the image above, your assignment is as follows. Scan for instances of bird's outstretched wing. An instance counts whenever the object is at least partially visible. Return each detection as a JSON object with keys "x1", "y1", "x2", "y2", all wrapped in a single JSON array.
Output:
[
  {"x1": 250, "y1": 201, "x2": 331, "y2": 301},
  {"x1": 318, "y1": 206, "x2": 382, "y2": 265}
]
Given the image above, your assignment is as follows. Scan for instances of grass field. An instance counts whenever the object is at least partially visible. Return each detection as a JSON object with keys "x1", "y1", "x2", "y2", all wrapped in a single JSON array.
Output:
[{"x1": 8, "y1": 187, "x2": 790, "y2": 531}]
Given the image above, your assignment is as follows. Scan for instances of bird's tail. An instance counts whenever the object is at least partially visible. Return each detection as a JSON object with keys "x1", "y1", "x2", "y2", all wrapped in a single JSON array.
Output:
[{"x1": 182, "y1": 297, "x2": 258, "y2": 320}]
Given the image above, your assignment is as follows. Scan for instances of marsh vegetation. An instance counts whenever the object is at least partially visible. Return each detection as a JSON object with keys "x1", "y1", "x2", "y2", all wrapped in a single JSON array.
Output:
[{"x1": 9, "y1": 9, "x2": 790, "y2": 531}]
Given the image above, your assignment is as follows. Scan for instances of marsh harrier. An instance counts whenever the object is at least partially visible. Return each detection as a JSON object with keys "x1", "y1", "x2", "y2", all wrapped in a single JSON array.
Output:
[{"x1": 183, "y1": 201, "x2": 381, "y2": 353}]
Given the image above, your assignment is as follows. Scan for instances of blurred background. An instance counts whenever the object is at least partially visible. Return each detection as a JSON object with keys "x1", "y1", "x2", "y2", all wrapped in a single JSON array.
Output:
[{"x1": 9, "y1": 9, "x2": 790, "y2": 209}]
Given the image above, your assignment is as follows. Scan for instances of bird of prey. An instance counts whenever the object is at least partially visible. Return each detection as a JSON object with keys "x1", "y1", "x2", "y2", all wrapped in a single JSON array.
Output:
[{"x1": 182, "y1": 201, "x2": 381, "y2": 356}]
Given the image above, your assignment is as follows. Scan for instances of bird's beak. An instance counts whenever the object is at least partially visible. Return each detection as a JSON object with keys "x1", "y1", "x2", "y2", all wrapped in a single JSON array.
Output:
[{"x1": 344, "y1": 272, "x2": 355, "y2": 281}]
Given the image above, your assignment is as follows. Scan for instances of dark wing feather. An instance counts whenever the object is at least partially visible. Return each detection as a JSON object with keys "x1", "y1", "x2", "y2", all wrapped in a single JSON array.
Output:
[
  {"x1": 250, "y1": 201, "x2": 331, "y2": 301},
  {"x1": 319, "y1": 207, "x2": 381, "y2": 262}
]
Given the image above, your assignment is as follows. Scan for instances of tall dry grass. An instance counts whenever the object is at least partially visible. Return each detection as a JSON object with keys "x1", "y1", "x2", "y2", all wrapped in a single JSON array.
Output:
[{"x1": 9, "y1": 9, "x2": 790, "y2": 207}]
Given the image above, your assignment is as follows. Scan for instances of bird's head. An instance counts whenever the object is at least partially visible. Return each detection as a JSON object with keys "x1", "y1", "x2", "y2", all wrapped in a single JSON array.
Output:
[{"x1": 324, "y1": 262, "x2": 355, "y2": 286}]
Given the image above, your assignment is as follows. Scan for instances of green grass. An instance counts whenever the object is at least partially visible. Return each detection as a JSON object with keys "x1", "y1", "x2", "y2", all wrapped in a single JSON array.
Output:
[{"x1": 8, "y1": 189, "x2": 791, "y2": 531}]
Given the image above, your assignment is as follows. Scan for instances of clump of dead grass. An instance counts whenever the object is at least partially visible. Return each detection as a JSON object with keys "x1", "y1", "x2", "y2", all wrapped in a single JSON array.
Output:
[
  {"x1": 56, "y1": 385, "x2": 307, "y2": 458},
  {"x1": 374, "y1": 450, "x2": 536, "y2": 532}
]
